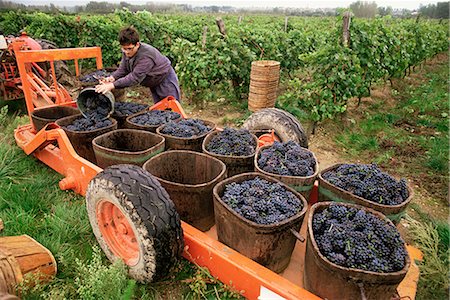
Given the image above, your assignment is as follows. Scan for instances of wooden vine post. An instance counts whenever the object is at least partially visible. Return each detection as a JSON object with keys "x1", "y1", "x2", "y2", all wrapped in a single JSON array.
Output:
[
  {"x1": 216, "y1": 17, "x2": 227, "y2": 36},
  {"x1": 342, "y1": 11, "x2": 352, "y2": 47},
  {"x1": 202, "y1": 26, "x2": 208, "y2": 50}
]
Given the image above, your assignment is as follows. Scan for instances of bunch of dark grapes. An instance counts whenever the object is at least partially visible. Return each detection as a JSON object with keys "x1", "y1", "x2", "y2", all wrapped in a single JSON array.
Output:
[
  {"x1": 258, "y1": 141, "x2": 316, "y2": 176},
  {"x1": 113, "y1": 102, "x2": 148, "y2": 118},
  {"x1": 160, "y1": 119, "x2": 212, "y2": 138},
  {"x1": 322, "y1": 163, "x2": 409, "y2": 205},
  {"x1": 222, "y1": 177, "x2": 303, "y2": 225},
  {"x1": 79, "y1": 69, "x2": 111, "y2": 83},
  {"x1": 81, "y1": 93, "x2": 112, "y2": 120},
  {"x1": 312, "y1": 203, "x2": 407, "y2": 273},
  {"x1": 206, "y1": 128, "x2": 256, "y2": 156},
  {"x1": 64, "y1": 116, "x2": 112, "y2": 131},
  {"x1": 129, "y1": 110, "x2": 181, "y2": 126}
]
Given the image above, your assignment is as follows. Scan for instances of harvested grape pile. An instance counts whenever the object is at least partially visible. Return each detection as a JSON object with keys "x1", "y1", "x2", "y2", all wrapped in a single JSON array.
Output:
[
  {"x1": 81, "y1": 93, "x2": 112, "y2": 120},
  {"x1": 222, "y1": 177, "x2": 302, "y2": 225},
  {"x1": 64, "y1": 116, "x2": 112, "y2": 132},
  {"x1": 258, "y1": 141, "x2": 315, "y2": 176},
  {"x1": 129, "y1": 110, "x2": 181, "y2": 126},
  {"x1": 206, "y1": 128, "x2": 256, "y2": 156},
  {"x1": 79, "y1": 69, "x2": 111, "y2": 83},
  {"x1": 160, "y1": 119, "x2": 211, "y2": 138},
  {"x1": 322, "y1": 164, "x2": 409, "y2": 205},
  {"x1": 65, "y1": 91, "x2": 113, "y2": 131},
  {"x1": 113, "y1": 102, "x2": 148, "y2": 118},
  {"x1": 312, "y1": 203, "x2": 407, "y2": 273}
]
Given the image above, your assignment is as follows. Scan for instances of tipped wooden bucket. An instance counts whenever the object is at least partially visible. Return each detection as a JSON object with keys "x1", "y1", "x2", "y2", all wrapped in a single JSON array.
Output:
[
  {"x1": 248, "y1": 60, "x2": 280, "y2": 112},
  {"x1": 0, "y1": 235, "x2": 57, "y2": 294}
]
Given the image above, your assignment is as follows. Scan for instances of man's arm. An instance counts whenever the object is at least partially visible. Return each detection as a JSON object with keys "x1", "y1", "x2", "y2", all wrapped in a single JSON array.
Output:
[
  {"x1": 111, "y1": 55, "x2": 129, "y2": 80},
  {"x1": 113, "y1": 57, "x2": 155, "y2": 89}
]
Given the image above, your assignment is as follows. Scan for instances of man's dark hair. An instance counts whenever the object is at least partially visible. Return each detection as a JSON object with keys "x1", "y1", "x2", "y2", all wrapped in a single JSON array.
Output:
[{"x1": 118, "y1": 27, "x2": 140, "y2": 45}]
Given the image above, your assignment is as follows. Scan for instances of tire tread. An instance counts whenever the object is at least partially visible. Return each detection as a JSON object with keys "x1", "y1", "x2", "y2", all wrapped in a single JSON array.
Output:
[
  {"x1": 87, "y1": 164, "x2": 183, "y2": 282},
  {"x1": 242, "y1": 108, "x2": 308, "y2": 147}
]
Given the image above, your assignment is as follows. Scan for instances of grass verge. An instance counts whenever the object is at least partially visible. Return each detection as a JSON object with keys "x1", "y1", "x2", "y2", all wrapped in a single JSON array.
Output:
[{"x1": 406, "y1": 212, "x2": 449, "y2": 300}]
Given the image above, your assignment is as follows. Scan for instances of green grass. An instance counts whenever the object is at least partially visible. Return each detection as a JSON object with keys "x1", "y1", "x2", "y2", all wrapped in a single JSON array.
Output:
[
  {"x1": 425, "y1": 136, "x2": 448, "y2": 172},
  {"x1": 406, "y1": 211, "x2": 449, "y2": 300}
]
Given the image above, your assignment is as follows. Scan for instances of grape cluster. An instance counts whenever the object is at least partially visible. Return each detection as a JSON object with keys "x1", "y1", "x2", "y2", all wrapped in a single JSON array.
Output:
[
  {"x1": 79, "y1": 69, "x2": 111, "y2": 83},
  {"x1": 222, "y1": 177, "x2": 303, "y2": 225},
  {"x1": 322, "y1": 164, "x2": 409, "y2": 205},
  {"x1": 113, "y1": 102, "x2": 148, "y2": 118},
  {"x1": 129, "y1": 110, "x2": 181, "y2": 126},
  {"x1": 64, "y1": 116, "x2": 113, "y2": 132},
  {"x1": 258, "y1": 141, "x2": 316, "y2": 176},
  {"x1": 206, "y1": 128, "x2": 256, "y2": 156},
  {"x1": 160, "y1": 119, "x2": 212, "y2": 138},
  {"x1": 80, "y1": 93, "x2": 112, "y2": 120},
  {"x1": 312, "y1": 203, "x2": 407, "y2": 273}
]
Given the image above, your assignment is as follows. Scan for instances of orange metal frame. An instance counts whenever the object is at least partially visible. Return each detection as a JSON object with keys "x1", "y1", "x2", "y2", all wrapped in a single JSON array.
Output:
[
  {"x1": 13, "y1": 46, "x2": 321, "y2": 300},
  {"x1": 13, "y1": 44, "x2": 103, "y2": 123}
]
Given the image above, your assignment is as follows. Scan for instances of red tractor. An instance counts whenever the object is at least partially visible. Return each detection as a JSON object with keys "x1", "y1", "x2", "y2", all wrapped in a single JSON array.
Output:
[{"x1": 0, "y1": 31, "x2": 70, "y2": 103}]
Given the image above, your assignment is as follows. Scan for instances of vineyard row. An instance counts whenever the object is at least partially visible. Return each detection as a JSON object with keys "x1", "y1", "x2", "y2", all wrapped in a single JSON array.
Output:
[{"x1": 1, "y1": 10, "x2": 447, "y2": 120}]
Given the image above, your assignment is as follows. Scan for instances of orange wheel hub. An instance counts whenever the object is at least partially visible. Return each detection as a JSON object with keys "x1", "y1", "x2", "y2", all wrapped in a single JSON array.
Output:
[{"x1": 96, "y1": 200, "x2": 139, "y2": 266}]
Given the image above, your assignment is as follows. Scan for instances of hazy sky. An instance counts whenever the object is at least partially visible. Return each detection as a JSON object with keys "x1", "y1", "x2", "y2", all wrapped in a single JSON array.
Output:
[{"x1": 11, "y1": 0, "x2": 441, "y2": 9}]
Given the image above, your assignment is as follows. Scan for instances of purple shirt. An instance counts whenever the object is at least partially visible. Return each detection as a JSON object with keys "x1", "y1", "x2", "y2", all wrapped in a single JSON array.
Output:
[{"x1": 112, "y1": 43, "x2": 171, "y2": 89}]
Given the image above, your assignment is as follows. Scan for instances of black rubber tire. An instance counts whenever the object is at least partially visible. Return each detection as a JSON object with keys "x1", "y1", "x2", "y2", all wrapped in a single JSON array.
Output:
[
  {"x1": 86, "y1": 164, "x2": 184, "y2": 282},
  {"x1": 242, "y1": 108, "x2": 308, "y2": 148}
]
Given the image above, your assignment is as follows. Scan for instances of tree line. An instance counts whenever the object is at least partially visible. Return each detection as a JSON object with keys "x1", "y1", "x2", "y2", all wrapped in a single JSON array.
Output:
[
  {"x1": 349, "y1": 1, "x2": 449, "y2": 19},
  {"x1": 0, "y1": 0, "x2": 448, "y2": 19}
]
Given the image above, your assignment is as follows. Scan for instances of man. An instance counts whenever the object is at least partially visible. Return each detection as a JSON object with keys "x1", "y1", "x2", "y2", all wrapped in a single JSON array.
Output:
[{"x1": 95, "y1": 26, "x2": 180, "y2": 103}]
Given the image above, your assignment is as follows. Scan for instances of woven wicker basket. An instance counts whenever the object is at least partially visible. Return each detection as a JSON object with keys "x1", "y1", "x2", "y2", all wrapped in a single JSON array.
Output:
[{"x1": 248, "y1": 60, "x2": 280, "y2": 112}]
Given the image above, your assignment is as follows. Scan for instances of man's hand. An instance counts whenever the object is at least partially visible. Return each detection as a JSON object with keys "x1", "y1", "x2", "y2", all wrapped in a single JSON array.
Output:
[
  {"x1": 95, "y1": 82, "x2": 115, "y2": 94},
  {"x1": 99, "y1": 76, "x2": 115, "y2": 84}
]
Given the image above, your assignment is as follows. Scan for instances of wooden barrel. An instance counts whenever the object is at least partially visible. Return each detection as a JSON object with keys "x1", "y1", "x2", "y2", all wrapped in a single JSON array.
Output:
[
  {"x1": 31, "y1": 105, "x2": 80, "y2": 132},
  {"x1": 254, "y1": 145, "x2": 319, "y2": 200},
  {"x1": 304, "y1": 202, "x2": 410, "y2": 300},
  {"x1": 143, "y1": 150, "x2": 226, "y2": 231},
  {"x1": 318, "y1": 163, "x2": 413, "y2": 224},
  {"x1": 248, "y1": 60, "x2": 280, "y2": 112},
  {"x1": 213, "y1": 172, "x2": 308, "y2": 273},
  {"x1": 56, "y1": 114, "x2": 118, "y2": 164},
  {"x1": 93, "y1": 129, "x2": 165, "y2": 168},
  {"x1": 0, "y1": 235, "x2": 57, "y2": 294},
  {"x1": 202, "y1": 130, "x2": 258, "y2": 177},
  {"x1": 156, "y1": 120, "x2": 216, "y2": 152}
]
